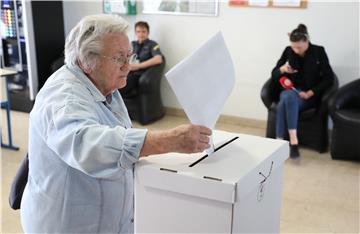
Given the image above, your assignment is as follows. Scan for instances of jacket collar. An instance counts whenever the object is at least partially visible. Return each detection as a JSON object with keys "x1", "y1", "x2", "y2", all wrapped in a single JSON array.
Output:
[
  {"x1": 303, "y1": 42, "x2": 314, "y2": 57},
  {"x1": 135, "y1": 38, "x2": 150, "y2": 45},
  {"x1": 67, "y1": 64, "x2": 111, "y2": 103}
]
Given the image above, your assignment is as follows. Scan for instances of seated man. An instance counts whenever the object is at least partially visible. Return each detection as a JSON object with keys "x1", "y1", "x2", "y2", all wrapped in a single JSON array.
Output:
[{"x1": 120, "y1": 21, "x2": 163, "y2": 97}]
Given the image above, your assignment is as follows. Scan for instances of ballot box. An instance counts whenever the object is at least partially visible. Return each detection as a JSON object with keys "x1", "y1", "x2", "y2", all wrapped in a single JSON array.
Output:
[{"x1": 134, "y1": 130, "x2": 289, "y2": 233}]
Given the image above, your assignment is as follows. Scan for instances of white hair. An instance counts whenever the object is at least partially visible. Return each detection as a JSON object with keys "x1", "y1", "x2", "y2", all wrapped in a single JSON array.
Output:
[{"x1": 64, "y1": 14, "x2": 129, "y2": 70}]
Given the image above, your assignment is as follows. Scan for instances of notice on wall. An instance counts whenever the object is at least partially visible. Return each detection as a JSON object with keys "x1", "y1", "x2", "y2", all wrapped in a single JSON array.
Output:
[
  {"x1": 103, "y1": 0, "x2": 126, "y2": 14},
  {"x1": 248, "y1": 0, "x2": 269, "y2": 7},
  {"x1": 272, "y1": 0, "x2": 302, "y2": 7}
]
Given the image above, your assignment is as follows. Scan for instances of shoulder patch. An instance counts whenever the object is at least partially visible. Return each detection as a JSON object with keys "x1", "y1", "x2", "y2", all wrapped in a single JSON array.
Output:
[{"x1": 153, "y1": 44, "x2": 160, "y2": 50}]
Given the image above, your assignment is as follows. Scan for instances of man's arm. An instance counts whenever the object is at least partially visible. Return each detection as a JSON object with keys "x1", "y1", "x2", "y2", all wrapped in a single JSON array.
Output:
[{"x1": 130, "y1": 55, "x2": 162, "y2": 71}]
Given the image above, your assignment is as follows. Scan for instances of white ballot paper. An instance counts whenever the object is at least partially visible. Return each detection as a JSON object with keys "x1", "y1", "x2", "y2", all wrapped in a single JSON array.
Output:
[{"x1": 165, "y1": 31, "x2": 235, "y2": 155}]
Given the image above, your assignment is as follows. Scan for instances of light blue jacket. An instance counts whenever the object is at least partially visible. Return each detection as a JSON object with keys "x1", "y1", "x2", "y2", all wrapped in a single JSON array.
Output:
[{"x1": 21, "y1": 65, "x2": 147, "y2": 233}]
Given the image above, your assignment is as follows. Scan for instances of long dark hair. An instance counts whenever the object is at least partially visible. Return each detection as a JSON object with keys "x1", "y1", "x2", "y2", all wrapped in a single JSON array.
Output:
[{"x1": 289, "y1": 24, "x2": 309, "y2": 42}]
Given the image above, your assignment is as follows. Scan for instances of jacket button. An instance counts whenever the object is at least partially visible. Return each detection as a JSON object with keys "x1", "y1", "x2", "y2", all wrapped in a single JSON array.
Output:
[{"x1": 131, "y1": 218, "x2": 134, "y2": 223}]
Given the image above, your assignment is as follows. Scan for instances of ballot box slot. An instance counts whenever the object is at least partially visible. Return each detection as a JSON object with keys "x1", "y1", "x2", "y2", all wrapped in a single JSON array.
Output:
[
  {"x1": 189, "y1": 136, "x2": 239, "y2": 168},
  {"x1": 160, "y1": 168, "x2": 178, "y2": 173}
]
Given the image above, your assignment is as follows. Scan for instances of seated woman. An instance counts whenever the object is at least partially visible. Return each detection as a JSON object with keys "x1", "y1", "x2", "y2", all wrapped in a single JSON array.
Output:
[
  {"x1": 271, "y1": 24, "x2": 334, "y2": 158},
  {"x1": 120, "y1": 21, "x2": 163, "y2": 97}
]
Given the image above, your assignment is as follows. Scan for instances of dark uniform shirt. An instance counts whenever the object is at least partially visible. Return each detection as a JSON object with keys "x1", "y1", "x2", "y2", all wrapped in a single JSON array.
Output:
[{"x1": 132, "y1": 39, "x2": 162, "y2": 64}]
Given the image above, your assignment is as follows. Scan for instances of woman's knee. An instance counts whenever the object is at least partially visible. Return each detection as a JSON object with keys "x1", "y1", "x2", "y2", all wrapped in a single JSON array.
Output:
[
  {"x1": 280, "y1": 90, "x2": 293, "y2": 100},
  {"x1": 281, "y1": 90, "x2": 298, "y2": 103}
]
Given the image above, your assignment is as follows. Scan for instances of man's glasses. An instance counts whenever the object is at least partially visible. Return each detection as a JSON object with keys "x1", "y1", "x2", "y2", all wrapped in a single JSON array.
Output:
[{"x1": 100, "y1": 53, "x2": 137, "y2": 66}]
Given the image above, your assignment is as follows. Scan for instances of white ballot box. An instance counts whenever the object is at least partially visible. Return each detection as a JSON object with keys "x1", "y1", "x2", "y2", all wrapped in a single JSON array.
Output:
[{"x1": 135, "y1": 130, "x2": 289, "y2": 233}]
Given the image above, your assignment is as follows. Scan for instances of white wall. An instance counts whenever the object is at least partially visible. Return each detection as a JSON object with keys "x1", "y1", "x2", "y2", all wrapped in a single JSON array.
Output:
[{"x1": 63, "y1": 1, "x2": 359, "y2": 121}]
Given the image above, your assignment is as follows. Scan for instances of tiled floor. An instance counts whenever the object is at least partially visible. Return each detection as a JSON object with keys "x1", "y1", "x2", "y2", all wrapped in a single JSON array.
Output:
[{"x1": 1, "y1": 110, "x2": 359, "y2": 233}]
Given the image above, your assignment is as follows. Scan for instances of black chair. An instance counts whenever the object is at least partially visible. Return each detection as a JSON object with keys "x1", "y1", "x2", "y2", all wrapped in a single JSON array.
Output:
[
  {"x1": 261, "y1": 74, "x2": 338, "y2": 153},
  {"x1": 9, "y1": 153, "x2": 29, "y2": 210},
  {"x1": 328, "y1": 79, "x2": 360, "y2": 160},
  {"x1": 50, "y1": 55, "x2": 65, "y2": 73},
  {"x1": 123, "y1": 59, "x2": 166, "y2": 125}
]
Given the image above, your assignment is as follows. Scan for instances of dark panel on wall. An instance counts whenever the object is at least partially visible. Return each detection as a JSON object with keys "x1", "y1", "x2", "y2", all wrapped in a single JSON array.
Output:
[{"x1": 31, "y1": 1, "x2": 65, "y2": 90}]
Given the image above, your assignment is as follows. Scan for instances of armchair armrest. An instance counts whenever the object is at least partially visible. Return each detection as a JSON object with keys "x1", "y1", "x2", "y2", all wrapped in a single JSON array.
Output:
[
  {"x1": 260, "y1": 78, "x2": 277, "y2": 109},
  {"x1": 319, "y1": 72, "x2": 339, "y2": 114},
  {"x1": 329, "y1": 79, "x2": 360, "y2": 120},
  {"x1": 138, "y1": 62, "x2": 165, "y2": 93}
]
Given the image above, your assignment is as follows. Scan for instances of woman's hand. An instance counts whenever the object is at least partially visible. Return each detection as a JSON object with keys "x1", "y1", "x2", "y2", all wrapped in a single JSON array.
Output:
[
  {"x1": 168, "y1": 124, "x2": 212, "y2": 153},
  {"x1": 280, "y1": 61, "x2": 298, "y2": 74},
  {"x1": 299, "y1": 90, "x2": 314, "y2": 99},
  {"x1": 140, "y1": 124, "x2": 212, "y2": 156}
]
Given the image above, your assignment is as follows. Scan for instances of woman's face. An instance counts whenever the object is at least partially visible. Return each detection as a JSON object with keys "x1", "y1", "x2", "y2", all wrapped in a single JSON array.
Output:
[
  {"x1": 290, "y1": 40, "x2": 309, "y2": 57},
  {"x1": 88, "y1": 32, "x2": 132, "y2": 96},
  {"x1": 135, "y1": 26, "x2": 149, "y2": 43}
]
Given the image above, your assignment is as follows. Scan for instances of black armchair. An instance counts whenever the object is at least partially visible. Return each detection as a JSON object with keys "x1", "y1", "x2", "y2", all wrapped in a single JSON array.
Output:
[
  {"x1": 123, "y1": 60, "x2": 166, "y2": 125},
  {"x1": 261, "y1": 74, "x2": 338, "y2": 153},
  {"x1": 328, "y1": 79, "x2": 360, "y2": 160}
]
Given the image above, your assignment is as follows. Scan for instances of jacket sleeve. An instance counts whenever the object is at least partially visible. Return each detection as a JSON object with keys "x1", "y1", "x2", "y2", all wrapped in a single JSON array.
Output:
[
  {"x1": 46, "y1": 99, "x2": 147, "y2": 179},
  {"x1": 311, "y1": 46, "x2": 334, "y2": 96},
  {"x1": 271, "y1": 47, "x2": 289, "y2": 81},
  {"x1": 150, "y1": 41, "x2": 163, "y2": 57}
]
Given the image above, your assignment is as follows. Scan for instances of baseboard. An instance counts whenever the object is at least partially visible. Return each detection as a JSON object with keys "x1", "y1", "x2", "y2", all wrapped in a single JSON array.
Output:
[{"x1": 165, "y1": 107, "x2": 266, "y2": 129}]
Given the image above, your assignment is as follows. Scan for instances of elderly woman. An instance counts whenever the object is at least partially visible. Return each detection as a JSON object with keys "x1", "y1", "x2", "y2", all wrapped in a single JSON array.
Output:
[{"x1": 20, "y1": 14, "x2": 211, "y2": 233}]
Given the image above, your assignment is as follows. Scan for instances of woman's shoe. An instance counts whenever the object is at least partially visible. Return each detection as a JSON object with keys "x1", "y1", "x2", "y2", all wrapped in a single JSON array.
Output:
[{"x1": 290, "y1": 144, "x2": 300, "y2": 158}]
